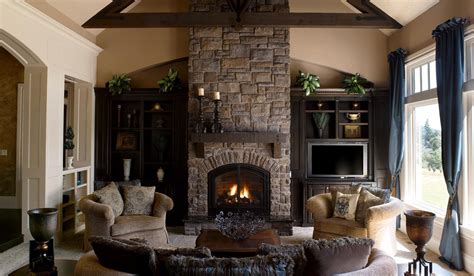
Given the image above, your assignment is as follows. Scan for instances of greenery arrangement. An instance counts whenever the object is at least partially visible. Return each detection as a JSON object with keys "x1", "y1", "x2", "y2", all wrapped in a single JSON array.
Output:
[
  {"x1": 64, "y1": 126, "x2": 75, "y2": 155},
  {"x1": 108, "y1": 74, "x2": 131, "y2": 95},
  {"x1": 342, "y1": 73, "x2": 368, "y2": 95},
  {"x1": 158, "y1": 68, "x2": 182, "y2": 93},
  {"x1": 296, "y1": 70, "x2": 320, "y2": 96}
]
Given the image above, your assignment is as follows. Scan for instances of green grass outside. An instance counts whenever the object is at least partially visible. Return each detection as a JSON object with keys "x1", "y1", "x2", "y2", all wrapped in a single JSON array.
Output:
[{"x1": 420, "y1": 168, "x2": 449, "y2": 210}]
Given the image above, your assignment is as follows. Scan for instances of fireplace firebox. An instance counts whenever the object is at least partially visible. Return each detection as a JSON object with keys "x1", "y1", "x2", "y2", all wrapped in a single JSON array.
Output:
[{"x1": 208, "y1": 164, "x2": 270, "y2": 216}]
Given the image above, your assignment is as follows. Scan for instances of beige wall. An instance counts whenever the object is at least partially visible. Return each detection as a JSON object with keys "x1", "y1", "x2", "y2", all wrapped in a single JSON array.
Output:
[
  {"x1": 95, "y1": 0, "x2": 189, "y2": 87},
  {"x1": 0, "y1": 48, "x2": 24, "y2": 197},
  {"x1": 290, "y1": 28, "x2": 389, "y2": 87},
  {"x1": 388, "y1": 0, "x2": 474, "y2": 53},
  {"x1": 96, "y1": 0, "x2": 391, "y2": 88}
]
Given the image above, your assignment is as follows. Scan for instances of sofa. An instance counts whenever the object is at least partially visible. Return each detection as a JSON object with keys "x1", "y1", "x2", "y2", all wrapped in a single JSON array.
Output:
[
  {"x1": 74, "y1": 236, "x2": 398, "y2": 276},
  {"x1": 306, "y1": 193, "x2": 403, "y2": 256},
  {"x1": 79, "y1": 188, "x2": 174, "y2": 251}
]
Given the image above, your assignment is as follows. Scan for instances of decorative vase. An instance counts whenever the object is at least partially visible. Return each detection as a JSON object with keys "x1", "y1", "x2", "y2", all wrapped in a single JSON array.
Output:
[
  {"x1": 157, "y1": 167, "x2": 165, "y2": 182},
  {"x1": 318, "y1": 128, "x2": 324, "y2": 138},
  {"x1": 404, "y1": 210, "x2": 436, "y2": 275},
  {"x1": 123, "y1": 159, "x2": 131, "y2": 181},
  {"x1": 27, "y1": 208, "x2": 58, "y2": 243},
  {"x1": 66, "y1": 156, "x2": 74, "y2": 170}
]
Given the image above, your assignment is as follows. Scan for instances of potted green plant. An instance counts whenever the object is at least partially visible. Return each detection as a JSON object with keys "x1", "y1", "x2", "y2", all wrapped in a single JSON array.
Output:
[
  {"x1": 64, "y1": 126, "x2": 75, "y2": 169},
  {"x1": 296, "y1": 70, "x2": 320, "y2": 96},
  {"x1": 158, "y1": 68, "x2": 182, "y2": 93},
  {"x1": 312, "y1": 113, "x2": 330, "y2": 138},
  {"x1": 108, "y1": 74, "x2": 131, "y2": 95},
  {"x1": 342, "y1": 73, "x2": 369, "y2": 95}
]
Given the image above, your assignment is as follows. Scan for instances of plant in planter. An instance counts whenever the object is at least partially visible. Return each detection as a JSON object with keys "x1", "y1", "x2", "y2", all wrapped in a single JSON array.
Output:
[
  {"x1": 158, "y1": 68, "x2": 182, "y2": 93},
  {"x1": 296, "y1": 70, "x2": 320, "y2": 96},
  {"x1": 108, "y1": 74, "x2": 131, "y2": 95},
  {"x1": 342, "y1": 73, "x2": 369, "y2": 95},
  {"x1": 64, "y1": 126, "x2": 75, "y2": 169},
  {"x1": 312, "y1": 112, "x2": 330, "y2": 138}
]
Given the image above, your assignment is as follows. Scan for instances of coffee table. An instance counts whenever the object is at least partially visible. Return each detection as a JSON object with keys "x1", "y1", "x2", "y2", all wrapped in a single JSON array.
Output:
[{"x1": 196, "y1": 229, "x2": 281, "y2": 257}]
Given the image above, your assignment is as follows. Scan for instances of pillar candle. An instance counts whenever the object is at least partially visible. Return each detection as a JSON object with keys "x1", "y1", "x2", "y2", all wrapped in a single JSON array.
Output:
[
  {"x1": 213, "y1": 91, "x2": 220, "y2": 100},
  {"x1": 198, "y1": 88, "x2": 204, "y2": 96}
]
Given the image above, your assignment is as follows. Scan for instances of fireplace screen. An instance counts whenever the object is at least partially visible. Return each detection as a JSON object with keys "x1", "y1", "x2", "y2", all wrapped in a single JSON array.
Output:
[{"x1": 208, "y1": 164, "x2": 270, "y2": 216}]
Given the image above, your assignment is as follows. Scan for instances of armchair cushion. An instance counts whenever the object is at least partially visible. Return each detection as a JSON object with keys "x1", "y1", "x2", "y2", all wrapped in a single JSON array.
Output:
[
  {"x1": 333, "y1": 192, "x2": 359, "y2": 221},
  {"x1": 355, "y1": 190, "x2": 384, "y2": 224},
  {"x1": 93, "y1": 183, "x2": 124, "y2": 218},
  {"x1": 111, "y1": 215, "x2": 164, "y2": 236},
  {"x1": 330, "y1": 184, "x2": 362, "y2": 210},
  {"x1": 315, "y1": 217, "x2": 367, "y2": 238},
  {"x1": 302, "y1": 237, "x2": 374, "y2": 276},
  {"x1": 362, "y1": 186, "x2": 391, "y2": 203},
  {"x1": 122, "y1": 186, "x2": 156, "y2": 215}
]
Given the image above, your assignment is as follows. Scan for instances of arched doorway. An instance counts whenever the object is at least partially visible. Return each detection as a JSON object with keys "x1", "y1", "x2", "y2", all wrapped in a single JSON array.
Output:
[{"x1": 0, "y1": 30, "x2": 48, "y2": 248}]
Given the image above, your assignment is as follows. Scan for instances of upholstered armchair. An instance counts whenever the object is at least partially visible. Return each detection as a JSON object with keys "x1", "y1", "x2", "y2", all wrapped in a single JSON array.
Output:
[
  {"x1": 306, "y1": 193, "x2": 403, "y2": 256},
  {"x1": 79, "y1": 191, "x2": 174, "y2": 251}
]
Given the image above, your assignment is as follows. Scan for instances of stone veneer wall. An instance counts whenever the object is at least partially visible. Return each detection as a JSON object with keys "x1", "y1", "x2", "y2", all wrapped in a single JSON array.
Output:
[{"x1": 187, "y1": 0, "x2": 291, "y2": 232}]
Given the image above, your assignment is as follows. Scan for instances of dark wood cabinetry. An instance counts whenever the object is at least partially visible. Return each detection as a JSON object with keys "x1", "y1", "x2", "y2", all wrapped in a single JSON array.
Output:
[
  {"x1": 94, "y1": 88, "x2": 188, "y2": 225},
  {"x1": 290, "y1": 88, "x2": 389, "y2": 225}
]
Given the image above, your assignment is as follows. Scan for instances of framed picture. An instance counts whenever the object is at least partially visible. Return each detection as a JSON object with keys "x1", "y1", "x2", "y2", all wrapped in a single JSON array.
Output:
[
  {"x1": 344, "y1": 125, "x2": 361, "y2": 138},
  {"x1": 116, "y1": 132, "x2": 137, "y2": 150}
]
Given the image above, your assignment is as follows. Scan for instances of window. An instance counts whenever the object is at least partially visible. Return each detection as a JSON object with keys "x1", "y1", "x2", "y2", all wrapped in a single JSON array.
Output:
[
  {"x1": 412, "y1": 104, "x2": 448, "y2": 210},
  {"x1": 411, "y1": 61, "x2": 437, "y2": 94}
]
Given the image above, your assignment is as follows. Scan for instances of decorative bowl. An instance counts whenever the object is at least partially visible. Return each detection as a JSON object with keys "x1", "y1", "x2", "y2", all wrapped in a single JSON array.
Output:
[{"x1": 215, "y1": 211, "x2": 265, "y2": 240}]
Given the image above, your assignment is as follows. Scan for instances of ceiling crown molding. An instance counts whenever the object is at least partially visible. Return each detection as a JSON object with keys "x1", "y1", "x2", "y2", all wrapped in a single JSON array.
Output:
[{"x1": 82, "y1": 0, "x2": 402, "y2": 29}]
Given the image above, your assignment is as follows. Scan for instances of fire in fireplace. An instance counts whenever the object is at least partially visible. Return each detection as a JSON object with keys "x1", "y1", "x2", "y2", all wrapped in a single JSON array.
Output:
[{"x1": 208, "y1": 164, "x2": 270, "y2": 216}]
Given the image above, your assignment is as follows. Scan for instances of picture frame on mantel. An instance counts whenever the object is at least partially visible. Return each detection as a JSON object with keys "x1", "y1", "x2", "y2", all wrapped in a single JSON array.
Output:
[{"x1": 116, "y1": 132, "x2": 137, "y2": 150}]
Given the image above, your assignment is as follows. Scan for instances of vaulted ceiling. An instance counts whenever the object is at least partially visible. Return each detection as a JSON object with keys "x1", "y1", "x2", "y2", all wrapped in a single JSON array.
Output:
[{"x1": 26, "y1": 0, "x2": 439, "y2": 37}]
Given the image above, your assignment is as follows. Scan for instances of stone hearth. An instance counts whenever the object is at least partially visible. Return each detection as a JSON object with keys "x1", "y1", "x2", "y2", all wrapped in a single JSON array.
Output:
[{"x1": 186, "y1": 0, "x2": 291, "y2": 235}]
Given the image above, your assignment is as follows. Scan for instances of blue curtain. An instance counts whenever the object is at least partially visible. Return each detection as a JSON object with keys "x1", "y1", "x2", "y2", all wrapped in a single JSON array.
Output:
[
  {"x1": 432, "y1": 17, "x2": 467, "y2": 271},
  {"x1": 387, "y1": 49, "x2": 407, "y2": 199}
]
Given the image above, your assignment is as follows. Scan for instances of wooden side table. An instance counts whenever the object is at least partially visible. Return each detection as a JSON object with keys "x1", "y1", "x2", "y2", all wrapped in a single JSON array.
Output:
[
  {"x1": 196, "y1": 229, "x2": 281, "y2": 257},
  {"x1": 9, "y1": 260, "x2": 77, "y2": 276},
  {"x1": 397, "y1": 263, "x2": 453, "y2": 276}
]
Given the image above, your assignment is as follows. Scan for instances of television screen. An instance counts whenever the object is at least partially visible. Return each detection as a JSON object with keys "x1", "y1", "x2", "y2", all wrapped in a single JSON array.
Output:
[{"x1": 308, "y1": 144, "x2": 367, "y2": 177}]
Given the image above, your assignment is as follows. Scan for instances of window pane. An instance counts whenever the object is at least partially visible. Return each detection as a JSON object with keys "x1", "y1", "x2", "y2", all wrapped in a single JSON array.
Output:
[
  {"x1": 421, "y1": 64, "x2": 429, "y2": 91},
  {"x1": 414, "y1": 104, "x2": 448, "y2": 210},
  {"x1": 429, "y1": 61, "x2": 437, "y2": 89},
  {"x1": 414, "y1": 67, "x2": 421, "y2": 93}
]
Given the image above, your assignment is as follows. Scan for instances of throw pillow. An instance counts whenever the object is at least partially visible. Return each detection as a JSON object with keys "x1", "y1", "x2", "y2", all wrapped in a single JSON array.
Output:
[
  {"x1": 164, "y1": 254, "x2": 295, "y2": 276},
  {"x1": 362, "y1": 186, "x2": 391, "y2": 203},
  {"x1": 154, "y1": 247, "x2": 212, "y2": 275},
  {"x1": 303, "y1": 237, "x2": 374, "y2": 276},
  {"x1": 330, "y1": 184, "x2": 362, "y2": 210},
  {"x1": 257, "y1": 243, "x2": 306, "y2": 275},
  {"x1": 95, "y1": 179, "x2": 141, "y2": 191},
  {"x1": 89, "y1": 236, "x2": 157, "y2": 275},
  {"x1": 122, "y1": 185, "x2": 156, "y2": 215},
  {"x1": 333, "y1": 191, "x2": 359, "y2": 221},
  {"x1": 355, "y1": 189, "x2": 385, "y2": 224},
  {"x1": 92, "y1": 183, "x2": 124, "y2": 217}
]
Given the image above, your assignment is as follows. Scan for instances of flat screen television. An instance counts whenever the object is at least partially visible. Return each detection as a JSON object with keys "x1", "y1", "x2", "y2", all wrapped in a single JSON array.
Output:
[{"x1": 307, "y1": 142, "x2": 368, "y2": 178}]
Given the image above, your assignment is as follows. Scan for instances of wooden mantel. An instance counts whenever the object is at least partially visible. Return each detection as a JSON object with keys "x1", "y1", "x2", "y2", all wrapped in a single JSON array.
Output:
[{"x1": 190, "y1": 132, "x2": 289, "y2": 159}]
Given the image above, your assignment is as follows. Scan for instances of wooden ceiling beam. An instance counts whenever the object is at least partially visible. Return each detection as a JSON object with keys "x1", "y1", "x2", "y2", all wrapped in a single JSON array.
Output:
[{"x1": 82, "y1": 0, "x2": 402, "y2": 29}]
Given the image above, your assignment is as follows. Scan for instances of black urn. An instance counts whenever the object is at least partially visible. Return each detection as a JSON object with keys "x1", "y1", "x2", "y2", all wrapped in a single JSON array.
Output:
[{"x1": 27, "y1": 208, "x2": 58, "y2": 243}]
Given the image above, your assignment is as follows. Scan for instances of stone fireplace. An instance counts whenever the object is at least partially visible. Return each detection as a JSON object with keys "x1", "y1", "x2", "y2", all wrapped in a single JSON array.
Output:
[{"x1": 186, "y1": 0, "x2": 291, "y2": 235}]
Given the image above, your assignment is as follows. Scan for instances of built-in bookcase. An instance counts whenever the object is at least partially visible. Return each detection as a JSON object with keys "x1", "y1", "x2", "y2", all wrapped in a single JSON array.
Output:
[{"x1": 59, "y1": 167, "x2": 90, "y2": 241}]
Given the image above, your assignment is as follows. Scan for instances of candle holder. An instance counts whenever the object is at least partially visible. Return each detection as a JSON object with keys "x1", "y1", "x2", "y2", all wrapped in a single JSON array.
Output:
[
  {"x1": 194, "y1": 95, "x2": 206, "y2": 133},
  {"x1": 211, "y1": 99, "x2": 223, "y2": 133}
]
